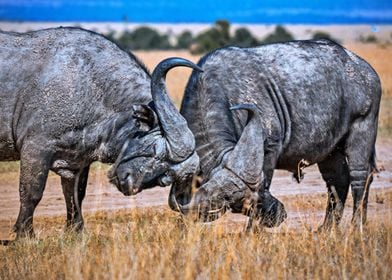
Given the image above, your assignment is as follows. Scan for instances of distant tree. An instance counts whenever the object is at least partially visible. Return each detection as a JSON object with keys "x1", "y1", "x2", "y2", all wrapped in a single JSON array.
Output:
[
  {"x1": 131, "y1": 26, "x2": 171, "y2": 49},
  {"x1": 104, "y1": 29, "x2": 117, "y2": 44},
  {"x1": 117, "y1": 30, "x2": 134, "y2": 50},
  {"x1": 192, "y1": 29, "x2": 221, "y2": 54},
  {"x1": 191, "y1": 20, "x2": 232, "y2": 54},
  {"x1": 176, "y1": 30, "x2": 193, "y2": 49},
  {"x1": 311, "y1": 31, "x2": 340, "y2": 43},
  {"x1": 231, "y1": 27, "x2": 259, "y2": 47},
  {"x1": 312, "y1": 31, "x2": 332, "y2": 40},
  {"x1": 117, "y1": 26, "x2": 172, "y2": 50},
  {"x1": 358, "y1": 34, "x2": 378, "y2": 44},
  {"x1": 215, "y1": 20, "x2": 230, "y2": 43},
  {"x1": 261, "y1": 25, "x2": 294, "y2": 44}
]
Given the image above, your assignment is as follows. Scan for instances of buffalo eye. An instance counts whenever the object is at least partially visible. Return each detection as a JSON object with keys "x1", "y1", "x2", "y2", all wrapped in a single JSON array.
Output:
[{"x1": 132, "y1": 104, "x2": 158, "y2": 131}]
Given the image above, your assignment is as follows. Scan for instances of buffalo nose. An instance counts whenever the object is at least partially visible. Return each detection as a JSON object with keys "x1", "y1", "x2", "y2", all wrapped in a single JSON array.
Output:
[{"x1": 126, "y1": 176, "x2": 138, "y2": 195}]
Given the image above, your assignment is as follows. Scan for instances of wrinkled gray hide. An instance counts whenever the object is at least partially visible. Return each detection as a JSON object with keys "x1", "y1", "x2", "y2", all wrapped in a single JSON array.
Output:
[
  {"x1": 177, "y1": 39, "x2": 381, "y2": 229},
  {"x1": 0, "y1": 27, "x2": 200, "y2": 238}
]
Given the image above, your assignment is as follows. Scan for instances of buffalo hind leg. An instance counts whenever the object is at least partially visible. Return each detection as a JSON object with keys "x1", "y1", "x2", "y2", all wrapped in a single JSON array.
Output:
[
  {"x1": 61, "y1": 166, "x2": 90, "y2": 232},
  {"x1": 345, "y1": 118, "x2": 377, "y2": 227},
  {"x1": 13, "y1": 147, "x2": 52, "y2": 238},
  {"x1": 318, "y1": 150, "x2": 350, "y2": 230}
]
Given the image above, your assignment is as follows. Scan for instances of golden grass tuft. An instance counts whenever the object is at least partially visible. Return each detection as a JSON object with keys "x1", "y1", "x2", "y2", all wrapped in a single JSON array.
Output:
[{"x1": 1, "y1": 208, "x2": 391, "y2": 279}]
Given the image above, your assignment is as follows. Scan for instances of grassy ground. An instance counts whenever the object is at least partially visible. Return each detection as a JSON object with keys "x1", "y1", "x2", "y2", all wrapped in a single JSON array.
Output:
[
  {"x1": 1, "y1": 188, "x2": 391, "y2": 279},
  {"x1": 1, "y1": 207, "x2": 391, "y2": 279}
]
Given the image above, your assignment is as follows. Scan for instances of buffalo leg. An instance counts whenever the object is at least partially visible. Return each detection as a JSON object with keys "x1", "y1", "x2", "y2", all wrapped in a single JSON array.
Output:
[
  {"x1": 61, "y1": 166, "x2": 90, "y2": 232},
  {"x1": 252, "y1": 147, "x2": 287, "y2": 227},
  {"x1": 13, "y1": 148, "x2": 51, "y2": 238},
  {"x1": 345, "y1": 118, "x2": 377, "y2": 227},
  {"x1": 260, "y1": 145, "x2": 282, "y2": 192},
  {"x1": 318, "y1": 150, "x2": 350, "y2": 230}
]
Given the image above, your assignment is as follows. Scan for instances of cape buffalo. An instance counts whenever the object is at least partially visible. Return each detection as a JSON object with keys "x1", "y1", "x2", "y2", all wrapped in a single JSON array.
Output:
[
  {"x1": 174, "y1": 39, "x2": 381, "y2": 229},
  {"x1": 0, "y1": 27, "x2": 200, "y2": 238}
]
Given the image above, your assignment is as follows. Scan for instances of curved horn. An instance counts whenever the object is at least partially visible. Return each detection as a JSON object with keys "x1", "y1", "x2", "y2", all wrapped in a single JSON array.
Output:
[
  {"x1": 225, "y1": 104, "x2": 265, "y2": 187},
  {"x1": 151, "y1": 57, "x2": 203, "y2": 162}
]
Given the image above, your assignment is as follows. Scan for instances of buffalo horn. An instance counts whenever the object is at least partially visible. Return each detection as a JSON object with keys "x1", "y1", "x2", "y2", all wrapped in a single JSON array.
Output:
[{"x1": 151, "y1": 58, "x2": 203, "y2": 162}]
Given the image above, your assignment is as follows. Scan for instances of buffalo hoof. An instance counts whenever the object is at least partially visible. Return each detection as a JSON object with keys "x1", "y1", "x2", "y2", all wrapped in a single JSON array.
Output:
[{"x1": 255, "y1": 192, "x2": 287, "y2": 227}]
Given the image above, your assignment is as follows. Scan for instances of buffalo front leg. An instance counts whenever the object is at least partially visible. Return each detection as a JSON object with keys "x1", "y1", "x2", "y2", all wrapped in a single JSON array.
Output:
[
  {"x1": 13, "y1": 148, "x2": 52, "y2": 238},
  {"x1": 318, "y1": 150, "x2": 350, "y2": 230},
  {"x1": 61, "y1": 166, "x2": 90, "y2": 232},
  {"x1": 252, "y1": 147, "x2": 287, "y2": 228}
]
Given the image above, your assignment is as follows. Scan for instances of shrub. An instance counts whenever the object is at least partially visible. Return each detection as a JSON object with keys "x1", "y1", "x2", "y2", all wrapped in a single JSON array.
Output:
[
  {"x1": 117, "y1": 26, "x2": 172, "y2": 51},
  {"x1": 312, "y1": 31, "x2": 332, "y2": 40},
  {"x1": 176, "y1": 30, "x2": 193, "y2": 49},
  {"x1": 191, "y1": 20, "x2": 232, "y2": 54},
  {"x1": 231, "y1": 28, "x2": 259, "y2": 47},
  {"x1": 359, "y1": 34, "x2": 378, "y2": 44},
  {"x1": 261, "y1": 25, "x2": 294, "y2": 44}
]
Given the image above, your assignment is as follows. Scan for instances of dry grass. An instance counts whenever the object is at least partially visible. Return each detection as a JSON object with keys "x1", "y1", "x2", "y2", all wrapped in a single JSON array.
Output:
[
  {"x1": 1, "y1": 191, "x2": 391, "y2": 279},
  {"x1": 1, "y1": 208, "x2": 391, "y2": 280}
]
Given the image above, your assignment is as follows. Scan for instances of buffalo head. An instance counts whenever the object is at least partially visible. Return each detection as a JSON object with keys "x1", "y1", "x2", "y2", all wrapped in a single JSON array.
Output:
[
  {"x1": 170, "y1": 104, "x2": 287, "y2": 227},
  {"x1": 109, "y1": 58, "x2": 200, "y2": 196}
]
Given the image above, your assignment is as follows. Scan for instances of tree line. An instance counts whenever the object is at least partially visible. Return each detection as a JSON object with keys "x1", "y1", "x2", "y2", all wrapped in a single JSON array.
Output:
[{"x1": 104, "y1": 20, "x2": 337, "y2": 54}]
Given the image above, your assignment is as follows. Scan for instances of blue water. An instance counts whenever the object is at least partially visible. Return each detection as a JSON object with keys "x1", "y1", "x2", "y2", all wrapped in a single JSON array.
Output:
[{"x1": 0, "y1": 0, "x2": 391, "y2": 24}]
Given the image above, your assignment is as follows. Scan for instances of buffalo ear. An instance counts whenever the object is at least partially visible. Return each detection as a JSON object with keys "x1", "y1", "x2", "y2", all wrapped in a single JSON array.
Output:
[{"x1": 132, "y1": 104, "x2": 158, "y2": 131}]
